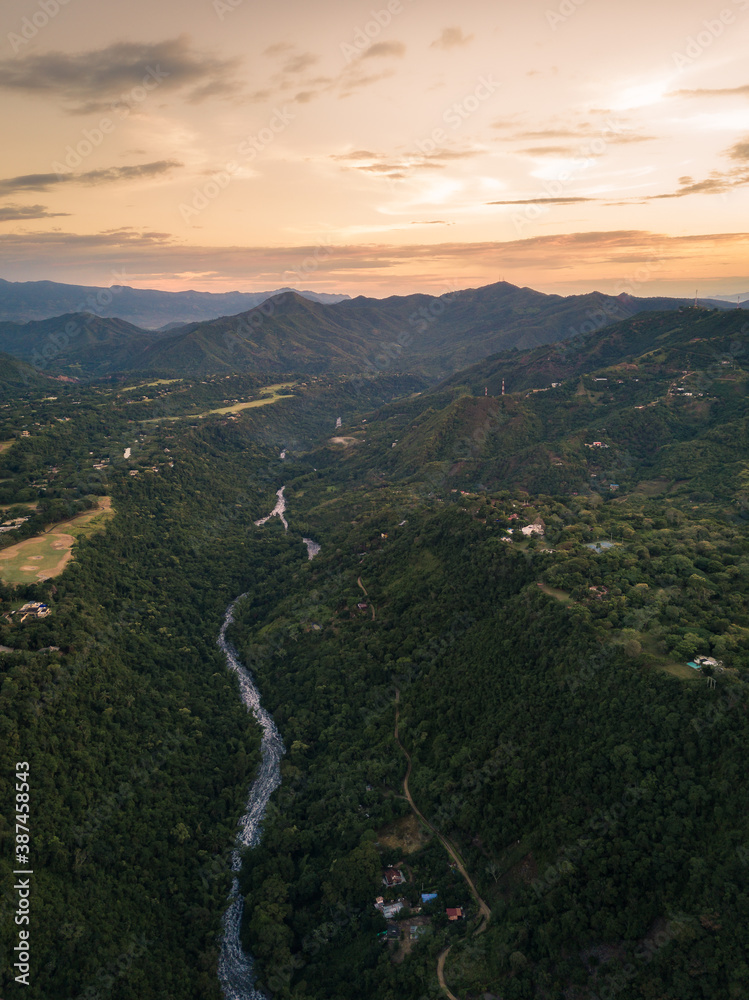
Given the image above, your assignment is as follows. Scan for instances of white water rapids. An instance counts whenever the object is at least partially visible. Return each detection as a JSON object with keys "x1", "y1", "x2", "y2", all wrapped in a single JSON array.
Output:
[
  {"x1": 218, "y1": 487, "x2": 320, "y2": 998},
  {"x1": 253, "y1": 486, "x2": 320, "y2": 560},
  {"x1": 217, "y1": 596, "x2": 285, "y2": 1000},
  {"x1": 254, "y1": 487, "x2": 288, "y2": 530}
]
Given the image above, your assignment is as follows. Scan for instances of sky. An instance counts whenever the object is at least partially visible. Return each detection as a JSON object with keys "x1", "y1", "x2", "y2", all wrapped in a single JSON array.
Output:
[{"x1": 0, "y1": 0, "x2": 748, "y2": 298}]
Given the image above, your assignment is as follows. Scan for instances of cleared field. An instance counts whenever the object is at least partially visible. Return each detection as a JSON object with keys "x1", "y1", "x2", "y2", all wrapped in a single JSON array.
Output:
[
  {"x1": 0, "y1": 440, "x2": 16, "y2": 454},
  {"x1": 120, "y1": 378, "x2": 183, "y2": 392},
  {"x1": 142, "y1": 383, "x2": 296, "y2": 422},
  {"x1": 537, "y1": 582, "x2": 573, "y2": 604},
  {"x1": 377, "y1": 813, "x2": 431, "y2": 855},
  {"x1": 639, "y1": 633, "x2": 697, "y2": 680},
  {"x1": 196, "y1": 383, "x2": 295, "y2": 416},
  {"x1": 0, "y1": 498, "x2": 113, "y2": 585}
]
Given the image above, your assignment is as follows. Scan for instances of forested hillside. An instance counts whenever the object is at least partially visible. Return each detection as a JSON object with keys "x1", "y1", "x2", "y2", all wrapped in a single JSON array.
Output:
[
  {"x1": 0, "y1": 304, "x2": 747, "y2": 1000},
  {"x1": 0, "y1": 283, "x2": 724, "y2": 381}
]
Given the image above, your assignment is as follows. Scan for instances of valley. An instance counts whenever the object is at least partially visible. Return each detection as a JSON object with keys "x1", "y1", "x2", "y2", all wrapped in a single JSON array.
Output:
[{"x1": 0, "y1": 302, "x2": 748, "y2": 1000}]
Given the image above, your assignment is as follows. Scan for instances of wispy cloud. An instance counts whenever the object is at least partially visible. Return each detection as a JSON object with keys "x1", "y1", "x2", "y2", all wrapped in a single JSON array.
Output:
[
  {"x1": 251, "y1": 40, "x2": 404, "y2": 105},
  {"x1": 647, "y1": 136, "x2": 749, "y2": 199},
  {"x1": 362, "y1": 41, "x2": 406, "y2": 60},
  {"x1": 430, "y1": 27, "x2": 474, "y2": 50},
  {"x1": 488, "y1": 196, "x2": 596, "y2": 205},
  {"x1": 0, "y1": 204, "x2": 70, "y2": 222},
  {"x1": 670, "y1": 83, "x2": 749, "y2": 99},
  {"x1": 332, "y1": 146, "x2": 484, "y2": 180},
  {"x1": 2, "y1": 230, "x2": 746, "y2": 288},
  {"x1": 0, "y1": 161, "x2": 182, "y2": 196},
  {"x1": 0, "y1": 36, "x2": 242, "y2": 113},
  {"x1": 516, "y1": 145, "x2": 578, "y2": 156}
]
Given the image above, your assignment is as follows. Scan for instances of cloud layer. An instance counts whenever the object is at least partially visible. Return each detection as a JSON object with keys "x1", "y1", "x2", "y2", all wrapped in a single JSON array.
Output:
[{"x1": 0, "y1": 36, "x2": 241, "y2": 113}]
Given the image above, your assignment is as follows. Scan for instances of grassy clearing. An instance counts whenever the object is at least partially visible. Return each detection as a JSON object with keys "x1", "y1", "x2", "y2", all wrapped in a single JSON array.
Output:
[
  {"x1": 377, "y1": 813, "x2": 431, "y2": 855},
  {"x1": 536, "y1": 582, "x2": 573, "y2": 605},
  {"x1": 0, "y1": 440, "x2": 16, "y2": 454},
  {"x1": 632, "y1": 478, "x2": 671, "y2": 497},
  {"x1": 329, "y1": 436, "x2": 360, "y2": 447},
  {"x1": 120, "y1": 378, "x2": 183, "y2": 393},
  {"x1": 639, "y1": 633, "x2": 697, "y2": 680},
  {"x1": 142, "y1": 383, "x2": 296, "y2": 422},
  {"x1": 0, "y1": 498, "x2": 114, "y2": 585}
]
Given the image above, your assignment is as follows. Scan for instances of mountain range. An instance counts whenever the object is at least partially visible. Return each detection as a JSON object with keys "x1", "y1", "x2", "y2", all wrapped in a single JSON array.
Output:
[
  {"x1": 314, "y1": 305, "x2": 749, "y2": 499},
  {"x1": 0, "y1": 280, "x2": 736, "y2": 380},
  {"x1": 0, "y1": 278, "x2": 349, "y2": 328}
]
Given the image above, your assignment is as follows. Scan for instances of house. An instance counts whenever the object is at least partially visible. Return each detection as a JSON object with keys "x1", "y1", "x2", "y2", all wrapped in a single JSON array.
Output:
[
  {"x1": 375, "y1": 897, "x2": 406, "y2": 920},
  {"x1": 357, "y1": 602, "x2": 368, "y2": 611},
  {"x1": 694, "y1": 655, "x2": 723, "y2": 669},
  {"x1": 446, "y1": 908, "x2": 464, "y2": 921},
  {"x1": 421, "y1": 892, "x2": 438, "y2": 904},
  {"x1": 521, "y1": 522, "x2": 545, "y2": 537},
  {"x1": 383, "y1": 868, "x2": 405, "y2": 888},
  {"x1": 17, "y1": 602, "x2": 50, "y2": 619}
]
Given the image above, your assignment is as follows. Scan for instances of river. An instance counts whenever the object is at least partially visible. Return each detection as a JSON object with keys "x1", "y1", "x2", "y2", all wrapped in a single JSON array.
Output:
[
  {"x1": 254, "y1": 487, "x2": 288, "y2": 530},
  {"x1": 218, "y1": 488, "x2": 319, "y2": 998},
  {"x1": 253, "y1": 486, "x2": 320, "y2": 560},
  {"x1": 217, "y1": 595, "x2": 285, "y2": 1000}
]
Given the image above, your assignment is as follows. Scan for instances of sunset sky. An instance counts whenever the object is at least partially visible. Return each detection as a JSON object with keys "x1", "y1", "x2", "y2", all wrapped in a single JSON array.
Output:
[{"x1": 1, "y1": 0, "x2": 748, "y2": 297}]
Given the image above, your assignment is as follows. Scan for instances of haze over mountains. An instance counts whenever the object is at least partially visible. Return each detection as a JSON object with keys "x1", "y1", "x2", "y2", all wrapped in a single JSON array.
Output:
[
  {"x1": 0, "y1": 278, "x2": 350, "y2": 329},
  {"x1": 0, "y1": 279, "x2": 736, "y2": 381}
]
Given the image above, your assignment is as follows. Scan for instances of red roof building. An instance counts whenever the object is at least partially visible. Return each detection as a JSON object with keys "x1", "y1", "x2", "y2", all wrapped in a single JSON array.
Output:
[{"x1": 382, "y1": 868, "x2": 405, "y2": 887}]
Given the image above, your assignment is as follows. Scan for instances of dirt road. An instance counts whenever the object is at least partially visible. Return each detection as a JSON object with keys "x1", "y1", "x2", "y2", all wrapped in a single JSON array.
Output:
[{"x1": 394, "y1": 689, "x2": 492, "y2": 998}]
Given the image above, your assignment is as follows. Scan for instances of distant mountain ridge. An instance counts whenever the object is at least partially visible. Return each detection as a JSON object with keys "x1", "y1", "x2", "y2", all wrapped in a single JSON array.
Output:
[
  {"x1": 126, "y1": 283, "x2": 729, "y2": 379},
  {"x1": 0, "y1": 280, "x2": 737, "y2": 380},
  {"x1": 0, "y1": 278, "x2": 350, "y2": 328}
]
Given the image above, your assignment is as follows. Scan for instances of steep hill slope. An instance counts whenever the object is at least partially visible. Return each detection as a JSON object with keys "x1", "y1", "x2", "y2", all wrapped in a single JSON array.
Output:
[
  {"x1": 0, "y1": 350, "x2": 51, "y2": 400},
  {"x1": 0, "y1": 313, "x2": 160, "y2": 375},
  {"x1": 125, "y1": 282, "x2": 714, "y2": 379},
  {"x1": 316, "y1": 307, "x2": 749, "y2": 500}
]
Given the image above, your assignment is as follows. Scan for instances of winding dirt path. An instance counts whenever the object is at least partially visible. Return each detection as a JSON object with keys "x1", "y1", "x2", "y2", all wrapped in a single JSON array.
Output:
[
  {"x1": 437, "y1": 948, "x2": 460, "y2": 1000},
  {"x1": 394, "y1": 689, "x2": 491, "y2": 998},
  {"x1": 357, "y1": 577, "x2": 376, "y2": 620}
]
